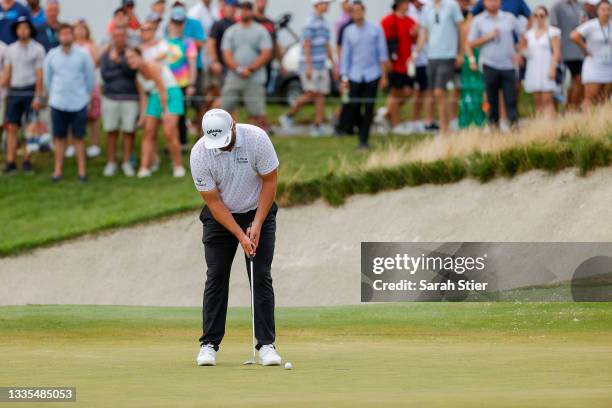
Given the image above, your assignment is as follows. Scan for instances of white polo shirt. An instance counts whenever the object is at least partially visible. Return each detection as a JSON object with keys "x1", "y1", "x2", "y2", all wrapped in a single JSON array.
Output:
[{"x1": 190, "y1": 124, "x2": 279, "y2": 214}]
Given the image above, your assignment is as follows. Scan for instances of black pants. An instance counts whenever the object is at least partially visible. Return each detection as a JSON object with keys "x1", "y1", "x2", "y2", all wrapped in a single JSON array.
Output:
[
  {"x1": 179, "y1": 87, "x2": 188, "y2": 146},
  {"x1": 199, "y1": 203, "x2": 278, "y2": 350},
  {"x1": 482, "y1": 65, "x2": 519, "y2": 127},
  {"x1": 349, "y1": 78, "x2": 379, "y2": 146}
]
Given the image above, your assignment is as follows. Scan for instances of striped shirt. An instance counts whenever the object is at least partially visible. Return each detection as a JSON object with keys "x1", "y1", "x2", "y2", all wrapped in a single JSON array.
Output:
[
  {"x1": 190, "y1": 124, "x2": 279, "y2": 214},
  {"x1": 300, "y1": 13, "x2": 330, "y2": 71}
]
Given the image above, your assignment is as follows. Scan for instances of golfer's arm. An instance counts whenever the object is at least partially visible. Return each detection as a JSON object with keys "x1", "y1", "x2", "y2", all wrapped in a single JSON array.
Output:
[
  {"x1": 253, "y1": 169, "x2": 277, "y2": 228},
  {"x1": 200, "y1": 190, "x2": 246, "y2": 239}
]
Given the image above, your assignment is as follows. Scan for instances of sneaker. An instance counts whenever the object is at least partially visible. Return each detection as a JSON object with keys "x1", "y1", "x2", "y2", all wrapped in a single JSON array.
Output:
[
  {"x1": 78, "y1": 175, "x2": 88, "y2": 183},
  {"x1": 259, "y1": 344, "x2": 282, "y2": 366},
  {"x1": 374, "y1": 107, "x2": 392, "y2": 131},
  {"x1": 391, "y1": 123, "x2": 414, "y2": 135},
  {"x1": 151, "y1": 156, "x2": 161, "y2": 173},
  {"x1": 173, "y1": 166, "x2": 186, "y2": 178},
  {"x1": 87, "y1": 145, "x2": 101, "y2": 158},
  {"x1": 196, "y1": 344, "x2": 217, "y2": 366},
  {"x1": 122, "y1": 162, "x2": 135, "y2": 177},
  {"x1": 137, "y1": 168, "x2": 152, "y2": 178},
  {"x1": 3, "y1": 162, "x2": 17, "y2": 175},
  {"x1": 279, "y1": 114, "x2": 295, "y2": 132},
  {"x1": 410, "y1": 121, "x2": 426, "y2": 133},
  {"x1": 22, "y1": 161, "x2": 33, "y2": 174},
  {"x1": 51, "y1": 175, "x2": 62, "y2": 183},
  {"x1": 424, "y1": 122, "x2": 440, "y2": 132},
  {"x1": 103, "y1": 162, "x2": 117, "y2": 177},
  {"x1": 65, "y1": 145, "x2": 75, "y2": 158},
  {"x1": 310, "y1": 125, "x2": 324, "y2": 138}
]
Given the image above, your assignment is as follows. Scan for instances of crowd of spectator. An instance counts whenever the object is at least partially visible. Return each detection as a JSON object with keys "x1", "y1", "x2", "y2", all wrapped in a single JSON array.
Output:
[{"x1": 0, "y1": 0, "x2": 611, "y2": 179}]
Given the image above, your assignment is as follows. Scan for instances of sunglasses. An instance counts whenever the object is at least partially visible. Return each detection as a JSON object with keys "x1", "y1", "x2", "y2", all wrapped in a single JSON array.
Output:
[{"x1": 534, "y1": 13, "x2": 546, "y2": 18}]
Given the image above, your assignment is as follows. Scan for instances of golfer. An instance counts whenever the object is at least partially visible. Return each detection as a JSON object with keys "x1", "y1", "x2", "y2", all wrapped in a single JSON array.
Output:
[{"x1": 190, "y1": 109, "x2": 281, "y2": 367}]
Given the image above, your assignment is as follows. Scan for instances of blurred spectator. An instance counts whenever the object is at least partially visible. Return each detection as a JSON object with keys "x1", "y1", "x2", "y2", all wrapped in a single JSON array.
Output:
[
  {"x1": 27, "y1": 0, "x2": 45, "y2": 25},
  {"x1": 415, "y1": 0, "x2": 464, "y2": 134},
  {"x1": 550, "y1": 0, "x2": 586, "y2": 111},
  {"x1": 408, "y1": 0, "x2": 436, "y2": 132},
  {"x1": 340, "y1": 1, "x2": 388, "y2": 149},
  {"x1": 205, "y1": 0, "x2": 237, "y2": 113},
  {"x1": 467, "y1": 0, "x2": 522, "y2": 129},
  {"x1": 188, "y1": 0, "x2": 220, "y2": 33},
  {"x1": 100, "y1": 26, "x2": 139, "y2": 177},
  {"x1": 254, "y1": 0, "x2": 278, "y2": 92},
  {"x1": 472, "y1": 0, "x2": 531, "y2": 19},
  {"x1": 165, "y1": 5, "x2": 199, "y2": 149},
  {"x1": 336, "y1": 0, "x2": 352, "y2": 37},
  {"x1": 220, "y1": 0, "x2": 272, "y2": 129},
  {"x1": 125, "y1": 48, "x2": 185, "y2": 178},
  {"x1": 280, "y1": 0, "x2": 336, "y2": 137},
  {"x1": 0, "y1": 0, "x2": 30, "y2": 44},
  {"x1": 571, "y1": 0, "x2": 612, "y2": 108},
  {"x1": 121, "y1": 0, "x2": 141, "y2": 30},
  {"x1": 35, "y1": 0, "x2": 59, "y2": 54},
  {"x1": 0, "y1": 40, "x2": 7, "y2": 142},
  {"x1": 2, "y1": 16, "x2": 44, "y2": 175},
  {"x1": 107, "y1": 6, "x2": 141, "y2": 48},
  {"x1": 334, "y1": 0, "x2": 354, "y2": 136},
  {"x1": 381, "y1": 0, "x2": 418, "y2": 133},
  {"x1": 141, "y1": 19, "x2": 169, "y2": 63},
  {"x1": 75, "y1": 19, "x2": 102, "y2": 158},
  {"x1": 170, "y1": 1, "x2": 206, "y2": 139},
  {"x1": 584, "y1": 0, "x2": 599, "y2": 19},
  {"x1": 44, "y1": 23, "x2": 95, "y2": 182},
  {"x1": 152, "y1": 0, "x2": 167, "y2": 17},
  {"x1": 521, "y1": 6, "x2": 561, "y2": 117}
]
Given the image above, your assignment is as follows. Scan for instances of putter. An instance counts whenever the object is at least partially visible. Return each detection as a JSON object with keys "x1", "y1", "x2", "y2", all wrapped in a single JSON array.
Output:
[{"x1": 243, "y1": 252, "x2": 257, "y2": 365}]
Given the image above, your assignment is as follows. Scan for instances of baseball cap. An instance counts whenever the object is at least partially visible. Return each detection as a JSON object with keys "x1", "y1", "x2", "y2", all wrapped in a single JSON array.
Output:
[
  {"x1": 122, "y1": 0, "x2": 135, "y2": 7},
  {"x1": 225, "y1": 0, "x2": 238, "y2": 5},
  {"x1": 202, "y1": 110, "x2": 234, "y2": 150},
  {"x1": 311, "y1": 0, "x2": 334, "y2": 5},
  {"x1": 170, "y1": 7, "x2": 187, "y2": 22}
]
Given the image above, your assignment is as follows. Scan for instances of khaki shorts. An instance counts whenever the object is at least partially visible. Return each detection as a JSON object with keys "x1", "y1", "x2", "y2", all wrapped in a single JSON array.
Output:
[
  {"x1": 220, "y1": 76, "x2": 266, "y2": 117},
  {"x1": 300, "y1": 69, "x2": 331, "y2": 94},
  {"x1": 204, "y1": 65, "x2": 225, "y2": 90},
  {"x1": 102, "y1": 97, "x2": 139, "y2": 133}
]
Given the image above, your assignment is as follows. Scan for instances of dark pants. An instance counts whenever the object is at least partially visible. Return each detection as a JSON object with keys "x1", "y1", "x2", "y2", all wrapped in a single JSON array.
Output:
[
  {"x1": 482, "y1": 65, "x2": 518, "y2": 127},
  {"x1": 349, "y1": 78, "x2": 379, "y2": 146},
  {"x1": 179, "y1": 87, "x2": 188, "y2": 146},
  {"x1": 199, "y1": 203, "x2": 278, "y2": 350}
]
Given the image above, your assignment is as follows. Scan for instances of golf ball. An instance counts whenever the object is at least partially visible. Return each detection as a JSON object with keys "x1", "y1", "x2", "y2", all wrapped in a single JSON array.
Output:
[{"x1": 284, "y1": 362, "x2": 293, "y2": 370}]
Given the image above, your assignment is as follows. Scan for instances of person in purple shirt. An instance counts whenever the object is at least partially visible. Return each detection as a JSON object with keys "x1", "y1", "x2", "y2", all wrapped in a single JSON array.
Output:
[{"x1": 0, "y1": 0, "x2": 30, "y2": 44}]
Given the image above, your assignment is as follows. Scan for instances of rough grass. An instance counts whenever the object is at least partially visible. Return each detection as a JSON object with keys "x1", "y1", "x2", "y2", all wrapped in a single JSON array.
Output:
[{"x1": 1, "y1": 304, "x2": 611, "y2": 408}]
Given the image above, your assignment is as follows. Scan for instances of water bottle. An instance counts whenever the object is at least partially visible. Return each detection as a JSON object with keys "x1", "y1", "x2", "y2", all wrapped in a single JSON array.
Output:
[{"x1": 407, "y1": 61, "x2": 416, "y2": 78}]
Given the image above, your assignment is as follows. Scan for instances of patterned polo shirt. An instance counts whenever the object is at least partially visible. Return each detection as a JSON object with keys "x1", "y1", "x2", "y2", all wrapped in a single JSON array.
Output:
[
  {"x1": 299, "y1": 12, "x2": 331, "y2": 71},
  {"x1": 190, "y1": 124, "x2": 279, "y2": 214}
]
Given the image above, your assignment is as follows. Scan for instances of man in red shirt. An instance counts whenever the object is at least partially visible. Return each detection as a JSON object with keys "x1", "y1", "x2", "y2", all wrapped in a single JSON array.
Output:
[{"x1": 381, "y1": 0, "x2": 418, "y2": 132}]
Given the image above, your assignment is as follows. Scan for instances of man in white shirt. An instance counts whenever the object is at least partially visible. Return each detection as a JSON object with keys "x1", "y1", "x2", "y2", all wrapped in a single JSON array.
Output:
[{"x1": 190, "y1": 108, "x2": 282, "y2": 368}]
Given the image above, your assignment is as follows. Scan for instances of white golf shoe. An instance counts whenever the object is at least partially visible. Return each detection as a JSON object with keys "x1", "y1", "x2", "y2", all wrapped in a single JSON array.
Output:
[
  {"x1": 196, "y1": 344, "x2": 217, "y2": 366},
  {"x1": 259, "y1": 344, "x2": 282, "y2": 366}
]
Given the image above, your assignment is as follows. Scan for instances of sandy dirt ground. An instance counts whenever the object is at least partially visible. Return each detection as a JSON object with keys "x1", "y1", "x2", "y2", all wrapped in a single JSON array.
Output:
[{"x1": 2, "y1": 168, "x2": 612, "y2": 307}]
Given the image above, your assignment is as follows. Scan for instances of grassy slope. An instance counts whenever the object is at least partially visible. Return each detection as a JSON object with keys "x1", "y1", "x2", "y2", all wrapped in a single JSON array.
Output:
[
  {"x1": 0, "y1": 134, "x2": 421, "y2": 256},
  {"x1": 1, "y1": 303, "x2": 611, "y2": 407}
]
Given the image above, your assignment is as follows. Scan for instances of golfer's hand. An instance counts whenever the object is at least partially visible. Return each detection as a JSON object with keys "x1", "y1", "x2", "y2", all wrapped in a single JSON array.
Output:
[
  {"x1": 239, "y1": 233, "x2": 256, "y2": 257},
  {"x1": 246, "y1": 222, "x2": 262, "y2": 251}
]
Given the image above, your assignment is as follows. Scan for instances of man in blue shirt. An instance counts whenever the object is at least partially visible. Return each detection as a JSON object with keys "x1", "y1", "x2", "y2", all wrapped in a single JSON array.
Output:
[
  {"x1": 0, "y1": 0, "x2": 30, "y2": 44},
  {"x1": 26, "y1": 0, "x2": 45, "y2": 25},
  {"x1": 34, "y1": 0, "x2": 59, "y2": 52},
  {"x1": 280, "y1": 0, "x2": 337, "y2": 137},
  {"x1": 472, "y1": 0, "x2": 531, "y2": 18},
  {"x1": 341, "y1": 1, "x2": 388, "y2": 149},
  {"x1": 44, "y1": 23, "x2": 95, "y2": 182}
]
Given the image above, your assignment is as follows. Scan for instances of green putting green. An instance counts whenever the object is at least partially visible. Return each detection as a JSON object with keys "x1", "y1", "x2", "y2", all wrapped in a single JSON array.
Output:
[{"x1": 1, "y1": 303, "x2": 611, "y2": 407}]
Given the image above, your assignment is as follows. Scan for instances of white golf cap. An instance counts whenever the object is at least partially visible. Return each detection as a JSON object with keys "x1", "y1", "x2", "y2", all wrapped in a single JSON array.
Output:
[
  {"x1": 201, "y1": 109, "x2": 234, "y2": 150},
  {"x1": 585, "y1": 0, "x2": 600, "y2": 5}
]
